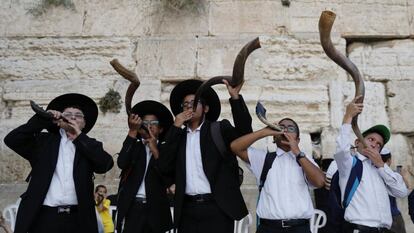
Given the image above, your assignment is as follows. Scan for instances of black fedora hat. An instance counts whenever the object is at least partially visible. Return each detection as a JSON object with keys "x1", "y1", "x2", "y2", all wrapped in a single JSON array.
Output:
[
  {"x1": 169, "y1": 79, "x2": 220, "y2": 121},
  {"x1": 46, "y1": 93, "x2": 98, "y2": 134},
  {"x1": 131, "y1": 100, "x2": 174, "y2": 131}
]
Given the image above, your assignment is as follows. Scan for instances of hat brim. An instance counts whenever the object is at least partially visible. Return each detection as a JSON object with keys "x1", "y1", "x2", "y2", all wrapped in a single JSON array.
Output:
[
  {"x1": 46, "y1": 93, "x2": 98, "y2": 134},
  {"x1": 362, "y1": 124, "x2": 390, "y2": 145},
  {"x1": 169, "y1": 79, "x2": 220, "y2": 121},
  {"x1": 131, "y1": 100, "x2": 173, "y2": 130}
]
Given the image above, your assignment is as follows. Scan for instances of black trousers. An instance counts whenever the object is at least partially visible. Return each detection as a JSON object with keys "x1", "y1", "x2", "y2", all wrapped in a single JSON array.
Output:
[
  {"x1": 257, "y1": 221, "x2": 311, "y2": 233},
  {"x1": 122, "y1": 202, "x2": 156, "y2": 233},
  {"x1": 178, "y1": 199, "x2": 234, "y2": 233},
  {"x1": 343, "y1": 222, "x2": 390, "y2": 233},
  {"x1": 29, "y1": 206, "x2": 80, "y2": 233}
]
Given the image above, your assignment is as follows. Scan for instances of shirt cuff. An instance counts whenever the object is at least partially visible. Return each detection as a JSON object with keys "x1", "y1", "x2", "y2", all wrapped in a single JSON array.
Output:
[{"x1": 377, "y1": 163, "x2": 394, "y2": 178}]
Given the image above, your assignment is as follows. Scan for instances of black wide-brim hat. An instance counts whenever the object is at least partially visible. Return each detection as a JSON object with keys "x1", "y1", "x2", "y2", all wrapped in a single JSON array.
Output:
[
  {"x1": 46, "y1": 93, "x2": 98, "y2": 134},
  {"x1": 170, "y1": 79, "x2": 220, "y2": 121},
  {"x1": 131, "y1": 100, "x2": 174, "y2": 130}
]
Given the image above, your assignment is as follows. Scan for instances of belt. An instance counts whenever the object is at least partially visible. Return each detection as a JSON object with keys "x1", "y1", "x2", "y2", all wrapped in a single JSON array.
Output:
[
  {"x1": 260, "y1": 218, "x2": 309, "y2": 228},
  {"x1": 344, "y1": 222, "x2": 388, "y2": 233},
  {"x1": 184, "y1": 194, "x2": 213, "y2": 203},
  {"x1": 134, "y1": 197, "x2": 147, "y2": 204},
  {"x1": 42, "y1": 205, "x2": 78, "y2": 214}
]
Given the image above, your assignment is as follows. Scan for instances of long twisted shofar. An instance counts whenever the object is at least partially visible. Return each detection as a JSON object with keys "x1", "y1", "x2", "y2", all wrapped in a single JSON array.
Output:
[
  {"x1": 110, "y1": 59, "x2": 148, "y2": 133},
  {"x1": 192, "y1": 37, "x2": 261, "y2": 111},
  {"x1": 319, "y1": 11, "x2": 366, "y2": 147}
]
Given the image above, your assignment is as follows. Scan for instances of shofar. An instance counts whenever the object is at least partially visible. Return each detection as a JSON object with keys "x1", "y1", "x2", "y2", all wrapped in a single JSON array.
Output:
[
  {"x1": 110, "y1": 59, "x2": 149, "y2": 134},
  {"x1": 319, "y1": 10, "x2": 367, "y2": 147}
]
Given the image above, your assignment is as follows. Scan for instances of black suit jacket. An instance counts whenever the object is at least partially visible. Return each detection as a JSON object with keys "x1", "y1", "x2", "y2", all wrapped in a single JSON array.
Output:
[
  {"x1": 116, "y1": 136, "x2": 173, "y2": 232},
  {"x1": 3, "y1": 115, "x2": 114, "y2": 233},
  {"x1": 158, "y1": 95, "x2": 252, "y2": 226}
]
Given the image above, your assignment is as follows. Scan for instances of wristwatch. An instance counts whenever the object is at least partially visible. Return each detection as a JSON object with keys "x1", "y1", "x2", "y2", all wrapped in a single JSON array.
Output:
[{"x1": 296, "y1": 151, "x2": 306, "y2": 163}]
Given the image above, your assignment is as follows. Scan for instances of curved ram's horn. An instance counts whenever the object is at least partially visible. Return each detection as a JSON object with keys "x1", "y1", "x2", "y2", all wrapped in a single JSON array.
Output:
[
  {"x1": 110, "y1": 59, "x2": 140, "y2": 115},
  {"x1": 192, "y1": 37, "x2": 261, "y2": 111},
  {"x1": 319, "y1": 11, "x2": 366, "y2": 147},
  {"x1": 29, "y1": 100, "x2": 69, "y2": 123},
  {"x1": 256, "y1": 101, "x2": 282, "y2": 131},
  {"x1": 110, "y1": 59, "x2": 148, "y2": 133}
]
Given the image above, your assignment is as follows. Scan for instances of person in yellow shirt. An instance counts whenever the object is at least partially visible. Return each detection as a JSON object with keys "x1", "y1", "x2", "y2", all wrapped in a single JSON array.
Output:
[{"x1": 95, "y1": 185, "x2": 114, "y2": 233}]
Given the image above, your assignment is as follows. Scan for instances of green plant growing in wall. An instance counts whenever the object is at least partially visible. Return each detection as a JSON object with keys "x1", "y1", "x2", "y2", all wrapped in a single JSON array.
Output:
[
  {"x1": 164, "y1": 0, "x2": 203, "y2": 13},
  {"x1": 99, "y1": 89, "x2": 122, "y2": 114},
  {"x1": 28, "y1": 0, "x2": 76, "y2": 16}
]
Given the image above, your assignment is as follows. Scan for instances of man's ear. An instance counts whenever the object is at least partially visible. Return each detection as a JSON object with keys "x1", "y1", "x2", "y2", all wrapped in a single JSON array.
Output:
[
  {"x1": 204, "y1": 105, "x2": 209, "y2": 113},
  {"x1": 159, "y1": 127, "x2": 164, "y2": 134}
]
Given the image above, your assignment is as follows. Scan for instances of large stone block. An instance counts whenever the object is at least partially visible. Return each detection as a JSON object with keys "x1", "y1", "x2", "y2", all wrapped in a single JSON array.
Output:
[
  {"x1": 289, "y1": 0, "x2": 410, "y2": 38},
  {"x1": 388, "y1": 81, "x2": 414, "y2": 133},
  {"x1": 348, "y1": 39, "x2": 414, "y2": 81},
  {"x1": 81, "y1": 0, "x2": 152, "y2": 36},
  {"x1": 340, "y1": 1, "x2": 410, "y2": 37},
  {"x1": 350, "y1": 81, "x2": 389, "y2": 130},
  {"x1": 0, "y1": 37, "x2": 135, "y2": 81},
  {"x1": 385, "y1": 134, "x2": 412, "y2": 169},
  {"x1": 136, "y1": 38, "x2": 197, "y2": 78},
  {"x1": 209, "y1": 1, "x2": 288, "y2": 35},
  {"x1": 3, "y1": 79, "x2": 118, "y2": 103},
  {"x1": 1, "y1": 0, "x2": 84, "y2": 36},
  {"x1": 243, "y1": 82, "x2": 330, "y2": 132},
  {"x1": 197, "y1": 35, "x2": 346, "y2": 83},
  {"x1": 320, "y1": 127, "x2": 339, "y2": 159},
  {"x1": 288, "y1": 0, "x2": 342, "y2": 38},
  {"x1": 196, "y1": 37, "x2": 261, "y2": 79},
  {"x1": 256, "y1": 36, "x2": 348, "y2": 82}
]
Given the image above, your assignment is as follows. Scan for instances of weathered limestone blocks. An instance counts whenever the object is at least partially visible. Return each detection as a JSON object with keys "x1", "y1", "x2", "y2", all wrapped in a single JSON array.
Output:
[
  {"x1": 136, "y1": 38, "x2": 197, "y2": 78},
  {"x1": 343, "y1": 81, "x2": 389, "y2": 130},
  {"x1": 257, "y1": 36, "x2": 347, "y2": 82},
  {"x1": 196, "y1": 36, "x2": 347, "y2": 83},
  {"x1": 0, "y1": 37, "x2": 135, "y2": 81},
  {"x1": 410, "y1": 0, "x2": 414, "y2": 36},
  {"x1": 348, "y1": 39, "x2": 414, "y2": 81},
  {"x1": 290, "y1": 0, "x2": 410, "y2": 38},
  {"x1": 209, "y1": 1, "x2": 288, "y2": 36},
  {"x1": 0, "y1": 0, "x2": 84, "y2": 36},
  {"x1": 387, "y1": 81, "x2": 414, "y2": 133}
]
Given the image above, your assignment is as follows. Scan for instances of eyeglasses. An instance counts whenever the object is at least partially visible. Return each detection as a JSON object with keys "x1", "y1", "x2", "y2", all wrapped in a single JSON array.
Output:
[
  {"x1": 279, "y1": 125, "x2": 297, "y2": 133},
  {"x1": 180, "y1": 100, "x2": 201, "y2": 109},
  {"x1": 62, "y1": 112, "x2": 84, "y2": 119},
  {"x1": 142, "y1": 120, "x2": 159, "y2": 127}
]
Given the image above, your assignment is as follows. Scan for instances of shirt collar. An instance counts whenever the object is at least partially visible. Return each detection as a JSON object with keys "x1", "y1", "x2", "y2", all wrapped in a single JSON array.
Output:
[
  {"x1": 276, "y1": 147, "x2": 289, "y2": 157},
  {"x1": 356, "y1": 151, "x2": 369, "y2": 161},
  {"x1": 187, "y1": 121, "x2": 204, "y2": 133}
]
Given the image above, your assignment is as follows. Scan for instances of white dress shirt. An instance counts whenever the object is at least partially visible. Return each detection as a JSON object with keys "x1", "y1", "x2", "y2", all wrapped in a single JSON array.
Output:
[
  {"x1": 185, "y1": 123, "x2": 212, "y2": 195},
  {"x1": 136, "y1": 144, "x2": 152, "y2": 198},
  {"x1": 335, "y1": 124, "x2": 408, "y2": 228},
  {"x1": 43, "y1": 129, "x2": 78, "y2": 206},
  {"x1": 247, "y1": 146, "x2": 317, "y2": 220}
]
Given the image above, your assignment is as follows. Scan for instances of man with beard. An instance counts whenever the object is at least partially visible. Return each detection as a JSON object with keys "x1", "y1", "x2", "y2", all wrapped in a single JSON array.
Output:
[{"x1": 231, "y1": 118, "x2": 325, "y2": 233}]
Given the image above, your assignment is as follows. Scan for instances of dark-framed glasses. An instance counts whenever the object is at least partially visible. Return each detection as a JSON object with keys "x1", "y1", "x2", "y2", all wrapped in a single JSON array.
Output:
[
  {"x1": 279, "y1": 125, "x2": 297, "y2": 133},
  {"x1": 142, "y1": 120, "x2": 160, "y2": 127},
  {"x1": 62, "y1": 112, "x2": 84, "y2": 119},
  {"x1": 180, "y1": 100, "x2": 201, "y2": 109}
]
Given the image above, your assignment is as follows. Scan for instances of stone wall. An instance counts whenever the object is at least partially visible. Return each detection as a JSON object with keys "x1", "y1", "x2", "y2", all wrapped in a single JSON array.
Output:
[{"x1": 1, "y1": 0, "x2": 413, "y2": 232}]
